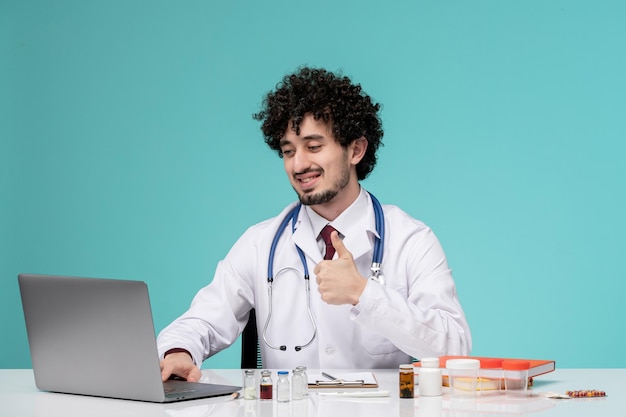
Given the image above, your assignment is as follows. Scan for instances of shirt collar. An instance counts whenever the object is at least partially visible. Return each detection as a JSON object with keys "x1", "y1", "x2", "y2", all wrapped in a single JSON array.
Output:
[{"x1": 304, "y1": 187, "x2": 369, "y2": 238}]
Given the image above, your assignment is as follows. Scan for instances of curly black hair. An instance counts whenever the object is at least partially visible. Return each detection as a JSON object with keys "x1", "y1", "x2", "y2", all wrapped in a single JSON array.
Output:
[{"x1": 253, "y1": 67, "x2": 384, "y2": 180}]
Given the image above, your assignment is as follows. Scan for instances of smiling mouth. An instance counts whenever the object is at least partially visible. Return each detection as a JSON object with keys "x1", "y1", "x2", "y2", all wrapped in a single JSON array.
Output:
[
  {"x1": 300, "y1": 176, "x2": 317, "y2": 184},
  {"x1": 296, "y1": 169, "x2": 321, "y2": 181},
  {"x1": 295, "y1": 170, "x2": 321, "y2": 189}
]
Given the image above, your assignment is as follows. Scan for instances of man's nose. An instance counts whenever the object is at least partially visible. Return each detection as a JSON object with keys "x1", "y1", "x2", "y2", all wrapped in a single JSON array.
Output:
[{"x1": 292, "y1": 150, "x2": 311, "y2": 172}]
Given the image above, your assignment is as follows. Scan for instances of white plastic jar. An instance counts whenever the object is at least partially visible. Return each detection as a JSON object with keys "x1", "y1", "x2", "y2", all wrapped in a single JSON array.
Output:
[
  {"x1": 479, "y1": 358, "x2": 503, "y2": 394},
  {"x1": 419, "y1": 367, "x2": 442, "y2": 397},
  {"x1": 445, "y1": 358, "x2": 480, "y2": 397}
]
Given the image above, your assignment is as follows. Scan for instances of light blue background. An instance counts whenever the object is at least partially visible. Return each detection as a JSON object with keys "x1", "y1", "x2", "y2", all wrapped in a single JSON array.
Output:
[{"x1": 2, "y1": 0, "x2": 624, "y2": 369}]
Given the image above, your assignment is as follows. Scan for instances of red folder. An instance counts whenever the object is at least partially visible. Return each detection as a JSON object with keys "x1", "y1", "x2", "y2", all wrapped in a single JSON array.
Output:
[{"x1": 432, "y1": 356, "x2": 556, "y2": 378}]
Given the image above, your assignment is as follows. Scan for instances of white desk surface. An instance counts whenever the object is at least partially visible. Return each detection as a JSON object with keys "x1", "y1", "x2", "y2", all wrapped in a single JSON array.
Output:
[{"x1": 0, "y1": 368, "x2": 620, "y2": 417}]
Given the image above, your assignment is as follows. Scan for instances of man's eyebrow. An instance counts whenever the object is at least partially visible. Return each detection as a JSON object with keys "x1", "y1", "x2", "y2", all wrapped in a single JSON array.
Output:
[
  {"x1": 279, "y1": 134, "x2": 325, "y2": 147},
  {"x1": 302, "y1": 134, "x2": 325, "y2": 140}
]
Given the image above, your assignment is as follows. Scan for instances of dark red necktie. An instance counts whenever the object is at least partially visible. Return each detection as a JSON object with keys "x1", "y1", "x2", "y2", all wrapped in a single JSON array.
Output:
[{"x1": 320, "y1": 225, "x2": 337, "y2": 260}]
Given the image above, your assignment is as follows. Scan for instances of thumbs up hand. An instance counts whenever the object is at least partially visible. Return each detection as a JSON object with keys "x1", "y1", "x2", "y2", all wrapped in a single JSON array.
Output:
[{"x1": 313, "y1": 230, "x2": 367, "y2": 305}]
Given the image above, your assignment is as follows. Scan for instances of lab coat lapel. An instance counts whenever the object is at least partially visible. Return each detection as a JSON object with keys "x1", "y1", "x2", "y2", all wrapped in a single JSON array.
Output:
[
  {"x1": 341, "y1": 210, "x2": 377, "y2": 262},
  {"x1": 342, "y1": 228, "x2": 374, "y2": 262},
  {"x1": 291, "y1": 203, "x2": 378, "y2": 264},
  {"x1": 291, "y1": 214, "x2": 323, "y2": 264}
]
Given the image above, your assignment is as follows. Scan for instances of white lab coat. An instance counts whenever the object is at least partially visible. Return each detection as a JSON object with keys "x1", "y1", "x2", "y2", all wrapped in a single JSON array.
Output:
[{"x1": 157, "y1": 189, "x2": 471, "y2": 369}]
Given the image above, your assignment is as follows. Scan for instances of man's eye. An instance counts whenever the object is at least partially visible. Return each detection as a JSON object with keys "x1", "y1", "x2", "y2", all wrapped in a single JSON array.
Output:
[
  {"x1": 308, "y1": 146, "x2": 321, "y2": 152},
  {"x1": 281, "y1": 149, "x2": 294, "y2": 157}
]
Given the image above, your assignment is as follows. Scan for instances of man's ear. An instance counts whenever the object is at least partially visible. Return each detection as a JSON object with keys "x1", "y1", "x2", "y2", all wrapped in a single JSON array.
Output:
[{"x1": 349, "y1": 136, "x2": 368, "y2": 165}]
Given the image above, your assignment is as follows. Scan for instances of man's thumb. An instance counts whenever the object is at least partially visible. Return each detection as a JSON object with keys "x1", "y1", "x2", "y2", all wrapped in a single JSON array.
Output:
[{"x1": 331, "y1": 230, "x2": 351, "y2": 259}]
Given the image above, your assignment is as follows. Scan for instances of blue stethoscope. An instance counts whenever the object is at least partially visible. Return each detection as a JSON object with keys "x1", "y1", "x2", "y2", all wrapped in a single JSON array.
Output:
[{"x1": 262, "y1": 192, "x2": 386, "y2": 352}]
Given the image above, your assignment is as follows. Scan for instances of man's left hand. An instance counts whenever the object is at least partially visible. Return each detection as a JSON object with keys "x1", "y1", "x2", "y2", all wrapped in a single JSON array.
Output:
[{"x1": 314, "y1": 230, "x2": 367, "y2": 305}]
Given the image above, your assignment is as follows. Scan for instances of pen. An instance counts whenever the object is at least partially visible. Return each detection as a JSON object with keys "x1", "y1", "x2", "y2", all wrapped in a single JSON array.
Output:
[{"x1": 322, "y1": 372, "x2": 338, "y2": 381}]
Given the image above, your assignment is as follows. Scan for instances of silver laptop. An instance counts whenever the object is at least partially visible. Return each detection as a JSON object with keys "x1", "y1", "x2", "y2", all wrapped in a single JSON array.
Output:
[{"x1": 18, "y1": 273, "x2": 241, "y2": 403}]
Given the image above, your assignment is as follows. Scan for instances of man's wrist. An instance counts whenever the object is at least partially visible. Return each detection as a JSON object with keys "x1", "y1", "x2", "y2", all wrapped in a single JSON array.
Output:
[{"x1": 351, "y1": 277, "x2": 368, "y2": 305}]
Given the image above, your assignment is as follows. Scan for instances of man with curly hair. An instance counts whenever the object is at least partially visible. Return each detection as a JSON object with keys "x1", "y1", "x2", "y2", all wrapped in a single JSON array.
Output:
[{"x1": 158, "y1": 67, "x2": 471, "y2": 381}]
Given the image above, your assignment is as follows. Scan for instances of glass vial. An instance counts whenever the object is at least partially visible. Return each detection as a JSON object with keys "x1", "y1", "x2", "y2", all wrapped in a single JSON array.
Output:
[
  {"x1": 243, "y1": 369, "x2": 256, "y2": 400},
  {"x1": 298, "y1": 365, "x2": 309, "y2": 397},
  {"x1": 399, "y1": 364, "x2": 414, "y2": 398},
  {"x1": 259, "y1": 370, "x2": 273, "y2": 400},
  {"x1": 276, "y1": 371, "x2": 290, "y2": 402},
  {"x1": 292, "y1": 368, "x2": 305, "y2": 400}
]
